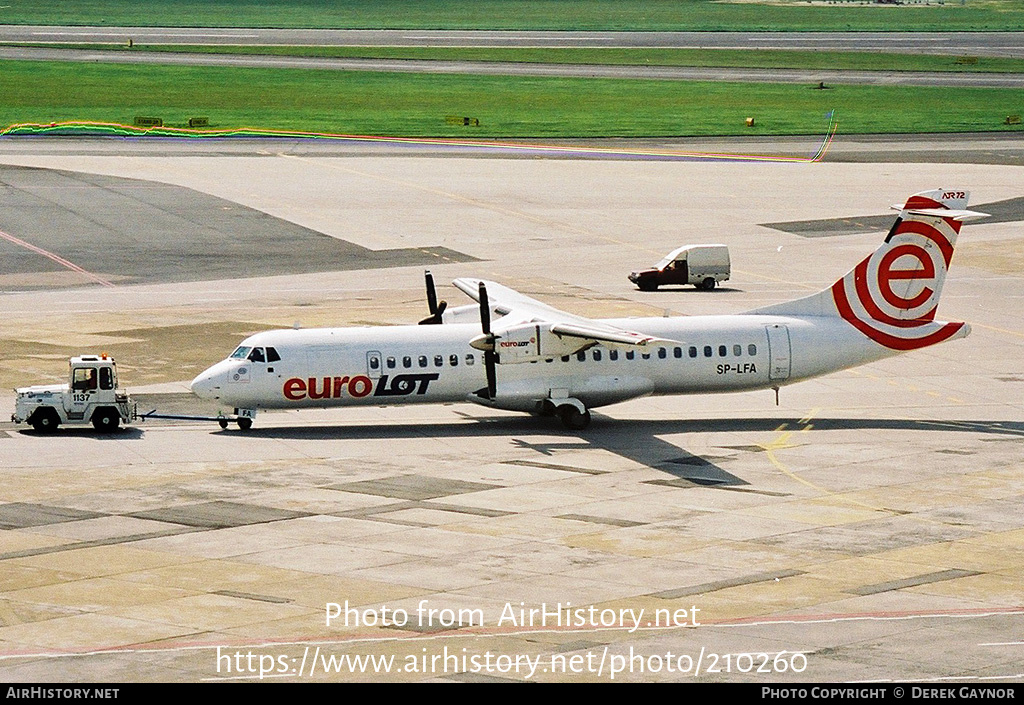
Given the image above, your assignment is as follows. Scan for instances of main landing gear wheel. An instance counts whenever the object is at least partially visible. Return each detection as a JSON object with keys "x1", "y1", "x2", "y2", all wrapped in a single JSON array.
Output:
[
  {"x1": 91, "y1": 408, "x2": 120, "y2": 432},
  {"x1": 237, "y1": 417, "x2": 253, "y2": 431},
  {"x1": 558, "y1": 405, "x2": 591, "y2": 431}
]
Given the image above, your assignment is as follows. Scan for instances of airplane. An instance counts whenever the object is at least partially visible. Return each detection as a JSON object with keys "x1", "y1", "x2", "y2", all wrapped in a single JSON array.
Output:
[{"x1": 189, "y1": 189, "x2": 987, "y2": 431}]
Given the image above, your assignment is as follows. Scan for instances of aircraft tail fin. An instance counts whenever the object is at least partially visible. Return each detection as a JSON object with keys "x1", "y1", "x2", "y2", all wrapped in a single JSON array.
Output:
[{"x1": 750, "y1": 189, "x2": 987, "y2": 350}]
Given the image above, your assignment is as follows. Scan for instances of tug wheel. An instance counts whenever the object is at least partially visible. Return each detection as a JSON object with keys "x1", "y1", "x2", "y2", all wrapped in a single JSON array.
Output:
[
  {"x1": 91, "y1": 408, "x2": 121, "y2": 432},
  {"x1": 31, "y1": 408, "x2": 60, "y2": 433}
]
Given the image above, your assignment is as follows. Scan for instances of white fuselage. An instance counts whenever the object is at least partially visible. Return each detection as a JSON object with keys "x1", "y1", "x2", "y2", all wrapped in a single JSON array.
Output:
[{"x1": 189, "y1": 313, "x2": 896, "y2": 415}]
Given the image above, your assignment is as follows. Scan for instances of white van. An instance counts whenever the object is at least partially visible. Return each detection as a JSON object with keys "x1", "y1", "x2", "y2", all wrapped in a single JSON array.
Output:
[{"x1": 628, "y1": 244, "x2": 731, "y2": 291}]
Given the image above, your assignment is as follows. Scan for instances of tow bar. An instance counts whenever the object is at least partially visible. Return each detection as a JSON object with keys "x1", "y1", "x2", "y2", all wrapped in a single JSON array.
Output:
[{"x1": 139, "y1": 410, "x2": 246, "y2": 430}]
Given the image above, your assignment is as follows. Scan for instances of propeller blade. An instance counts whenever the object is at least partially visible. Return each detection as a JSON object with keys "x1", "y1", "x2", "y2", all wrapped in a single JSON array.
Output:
[
  {"x1": 425, "y1": 270, "x2": 438, "y2": 315},
  {"x1": 478, "y1": 282, "x2": 491, "y2": 335},
  {"x1": 477, "y1": 281, "x2": 497, "y2": 400},
  {"x1": 419, "y1": 270, "x2": 446, "y2": 325},
  {"x1": 484, "y1": 350, "x2": 497, "y2": 400}
]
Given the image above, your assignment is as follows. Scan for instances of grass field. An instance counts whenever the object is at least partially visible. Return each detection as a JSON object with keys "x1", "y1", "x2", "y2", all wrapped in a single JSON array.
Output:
[
  {"x1": 12, "y1": 44, "x2": 1024, "y2": 74},
  {"x1": 2, "y1": 60, "x2": 1021, "y2": 138},
  {"x1": 1, "y1": 0, "x2": 1022, "y2": 32}
]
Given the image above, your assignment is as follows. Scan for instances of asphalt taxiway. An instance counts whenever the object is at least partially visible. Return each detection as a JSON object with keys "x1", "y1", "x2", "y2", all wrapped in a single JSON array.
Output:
[
  {"x1": 0, "y1": 136, "x2": 1021, "y2": 682},
  {"x1": 3, "y1": 28, "x2": 1024, "y2": 58}
]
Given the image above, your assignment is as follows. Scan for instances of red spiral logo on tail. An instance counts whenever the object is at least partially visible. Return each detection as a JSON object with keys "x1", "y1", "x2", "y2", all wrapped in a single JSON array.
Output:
[{"x1": 832, "y1": 218, "x2": 964, "y2": 351}]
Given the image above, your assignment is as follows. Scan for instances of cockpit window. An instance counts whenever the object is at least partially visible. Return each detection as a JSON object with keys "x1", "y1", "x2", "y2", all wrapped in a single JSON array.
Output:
[
  {"x1": 248, "y1": 347, "x2": 266, "y2": 363},
  {"x1": 230, "y1": 346, "x2": 251, "y2": 360},
  {"x1": 266, "y1": 347, "x2": 281, "y2": 363}
]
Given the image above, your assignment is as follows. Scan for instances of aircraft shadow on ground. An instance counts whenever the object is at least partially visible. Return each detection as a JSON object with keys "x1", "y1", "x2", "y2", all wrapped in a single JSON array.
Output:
[{"x1": 231, "y1": 416, "x2": 1024, "y2": 487}]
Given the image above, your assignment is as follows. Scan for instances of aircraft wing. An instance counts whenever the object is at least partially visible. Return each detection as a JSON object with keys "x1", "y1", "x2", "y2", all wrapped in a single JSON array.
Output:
[{"x1": 453, "y1": 278, "x2": 675, "y2": 350}]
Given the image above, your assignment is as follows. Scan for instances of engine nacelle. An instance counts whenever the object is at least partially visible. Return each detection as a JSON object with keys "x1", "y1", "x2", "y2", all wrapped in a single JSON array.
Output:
[{"x1": 494, "y1": 323, "x2": 592, "y2": 363}]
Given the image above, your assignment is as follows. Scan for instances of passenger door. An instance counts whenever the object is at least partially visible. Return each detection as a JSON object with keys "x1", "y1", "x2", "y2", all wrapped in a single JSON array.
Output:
[
  {"x1": 367, "y1": 351, "x2": 383, "y2": 379},
  {"x1": 766, "y1": 324, "x2": 791, "y2": 382}
]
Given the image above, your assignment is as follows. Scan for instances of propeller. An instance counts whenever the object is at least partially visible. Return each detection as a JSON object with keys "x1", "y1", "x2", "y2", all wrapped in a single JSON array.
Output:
[
  {"x1": 418, "y1": 270, "x2": 448, "y2": 325},
  {"x1": 478, "y1": 281, "x2": 497, "y2": 401}
]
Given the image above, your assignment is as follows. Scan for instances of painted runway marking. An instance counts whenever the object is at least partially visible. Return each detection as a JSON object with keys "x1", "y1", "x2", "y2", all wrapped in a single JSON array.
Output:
[{"x1": 0, "y1": 228, "x2": 115, "y2": 287}]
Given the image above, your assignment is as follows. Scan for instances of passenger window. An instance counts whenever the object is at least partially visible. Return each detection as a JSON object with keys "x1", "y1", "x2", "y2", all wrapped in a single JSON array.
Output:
[
  {"x1": 658, "y1": 348, "x2": 667, "y2": 359},
  {"x1": 266, "y1": 347, "x2": 281, "y2": 363},
  {"x1": 592, "y1": 350, "x2": 601, "y2": 361},
  {"x1": 719, "y1": 345, "x2": 727, "y2": 357},
  {"x1": 386, "y1": 357, "x2": 396, "y2": 369},
  {"x1": 748, "y1": 344, "x2": 757, "y2": 356},
  {"x1": 626, "y1": 350, "x2": 635, "y2": 360},
  {"x1": 576, "y1": 351, "x2": 586, "y2": 362},
  {"x1": 434, "y1": 355, "x2": 444, "y2": 367},
  {"x1": 99, "y1": 367, "x2": 114, "y2": 390},
  {"x1": 466, "y1": 354, "x2": 474, "y2": 366},
  {"x1": 733, "y1": 344, "x2": 742, "y2": 356},
  {"x1": 248, "y1": 347, "x2": 265, "y2": 363},
  {"x1": 561, "y1": 355, "x2": 570, "y2": 362},
  {"x1": 418, "y1": 355, "x2": 428, "y2": 368},
  {"x1": 641, "y1": 352, "x2": 650, "y2": 360},
  {"x1": 704, "y1": 346, "x2": 712, "y2": 358},
  {"x1": 369, "y1": 357, "x2": 380, "y2": 370},
  {"x1": 449, "y1": 354, "x2": 458, "y2": 366},
  {"x1": 609, "y1": 350, "x2": 619, "y2": 361},
  {"x1": 403, "y1": 356, "x2": 412, "y2": 368},
  {"x1": 689, "y1": 346, "x2": 697, "y2": 358},
  {"x1": 674, "y1": 347, "x2": 682, "y2": 359}
]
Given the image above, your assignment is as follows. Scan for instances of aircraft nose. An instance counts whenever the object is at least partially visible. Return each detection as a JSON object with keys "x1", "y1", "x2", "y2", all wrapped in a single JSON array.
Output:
[{"x1": 189, "y1": 366, "x2": 223, "y2": 400}]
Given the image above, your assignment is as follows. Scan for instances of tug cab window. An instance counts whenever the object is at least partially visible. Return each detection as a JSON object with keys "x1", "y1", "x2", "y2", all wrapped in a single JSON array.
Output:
[
  {"x1": 99, "y1": 366, "x2": 114, "y2": 390},
  {"x1": 73, "y1": 368, "x2": 98, "y2": 391}
]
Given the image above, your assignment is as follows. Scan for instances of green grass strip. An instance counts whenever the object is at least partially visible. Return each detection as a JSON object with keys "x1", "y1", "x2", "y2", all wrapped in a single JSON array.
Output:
[
  {"x1": 2, "y1": 0, "x2": 1022, "y2": 32},
  {"x1": 1, "y1": 59, "x2": 1021, "y2": 138}
]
